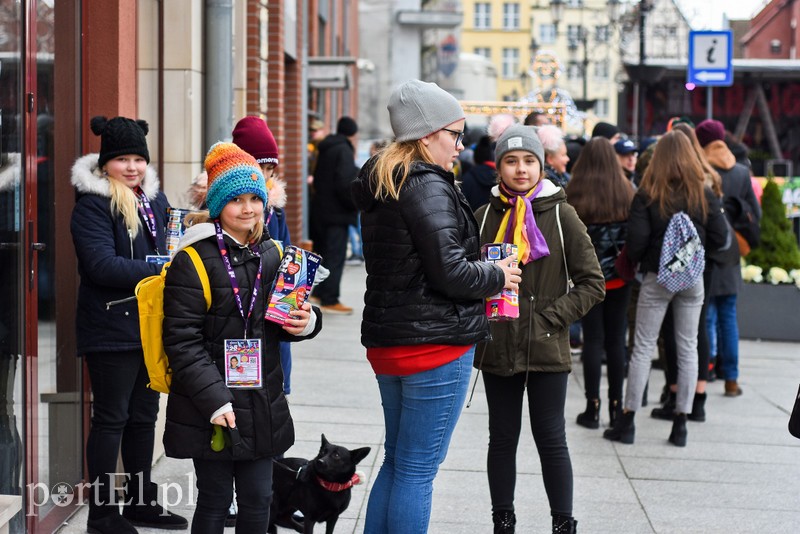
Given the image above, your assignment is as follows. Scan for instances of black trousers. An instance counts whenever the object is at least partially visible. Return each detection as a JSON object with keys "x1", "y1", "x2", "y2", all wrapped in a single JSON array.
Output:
[
  {"x1": 192, "y1": 457, "x2": 273, "y2": 534},
  {"x1": 85, "y1": 350, "x2": 159, "y2": 514},
  {"x1": 581, "y1": 284, "x2": 632, "y2": 402},
  {"x1": 314, "y1": 224, "x2": 348, "y2": 305},
  {"x1": 483, "y1": 371, "x2": 573, "y2": 517}
]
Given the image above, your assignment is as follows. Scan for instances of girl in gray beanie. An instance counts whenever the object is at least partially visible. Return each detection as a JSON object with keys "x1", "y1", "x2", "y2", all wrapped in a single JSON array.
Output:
[
  {"x1": 351, "y1": 80, "x2": 522, "y2": 534},
  {"x1": 475, "y1": 124, "x2": 605, "y2": 533}
]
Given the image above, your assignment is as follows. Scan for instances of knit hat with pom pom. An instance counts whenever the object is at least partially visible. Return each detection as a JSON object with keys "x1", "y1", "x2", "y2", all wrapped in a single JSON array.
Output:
[
  {"x1": 204, "y1": 142, "x2": 268, "y2": 219},
  {"x1": 90, "y1": 116, "x2": 150, "y2": 168}
]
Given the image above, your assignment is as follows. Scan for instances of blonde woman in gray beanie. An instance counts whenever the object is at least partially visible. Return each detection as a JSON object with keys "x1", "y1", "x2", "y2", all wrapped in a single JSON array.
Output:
[
  {"x1": 351, "y1": 79, "x2": 522, "y2": 534},
  {"x1": 474, "y1": 125, "x2": 605, "y2": 534}
]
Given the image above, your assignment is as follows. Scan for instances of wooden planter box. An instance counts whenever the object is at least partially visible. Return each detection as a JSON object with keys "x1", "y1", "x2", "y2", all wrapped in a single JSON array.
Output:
[{"x1": 738, "y1": 282, "x2": 800, "y2": 342}]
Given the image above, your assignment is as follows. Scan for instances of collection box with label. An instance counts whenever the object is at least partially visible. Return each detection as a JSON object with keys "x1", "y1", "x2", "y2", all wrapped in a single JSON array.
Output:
[
  {"x1": 265, "y1": 246, "x2": 322, "y2": 325},
  {"x1": 482, "y1": 243, "x2": 519, "y2": 321},
  {"x1": 165, "y1": 207, "x2": 191, "y2": 259}
]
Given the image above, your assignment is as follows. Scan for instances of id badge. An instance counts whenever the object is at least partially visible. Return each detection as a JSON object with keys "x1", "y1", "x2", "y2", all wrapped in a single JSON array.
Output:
[
  {"x1": 146, "y1": 255, "x2": 170, "y2": 267},
  {"x1": 224, "y1": 339, "x2": 263, "y2": 388}
]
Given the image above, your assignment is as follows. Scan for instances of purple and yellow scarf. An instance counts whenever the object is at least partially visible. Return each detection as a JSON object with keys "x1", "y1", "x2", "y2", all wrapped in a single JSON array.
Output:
[{"x1": 494, "y1": 181, "x2": 550, "y2": 264}]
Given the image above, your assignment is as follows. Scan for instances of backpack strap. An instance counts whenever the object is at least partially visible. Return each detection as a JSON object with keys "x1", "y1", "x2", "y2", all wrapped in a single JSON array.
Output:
[
  {"x1": 183, "y1": 245, "x2": 211, "y2": 310},
  {"x1": 555, "y1": 203, "x2": 574, "y2": 295},
  {"x1": 271, "y1": 239, "x2": 284, "y2": 257}
]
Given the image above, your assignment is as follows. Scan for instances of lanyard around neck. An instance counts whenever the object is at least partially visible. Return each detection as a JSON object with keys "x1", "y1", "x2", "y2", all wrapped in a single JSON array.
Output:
[
  {"x1": 214, "y1": 221, "x2": 262, "y2": 337},
  {"x1": 134, "y1": 187, "x2": 160, "y2": 254}
]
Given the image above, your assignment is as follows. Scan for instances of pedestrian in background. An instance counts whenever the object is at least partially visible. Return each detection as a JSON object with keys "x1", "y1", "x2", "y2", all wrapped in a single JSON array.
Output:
[
  {"x1": 696, "y1": 119, "x2": 761, "y2": 397},
  {"x1": 232, "y1": 116, "x2": 295, "y2": 396},
  {"x1": 649, "y1": 123, "x2": 723, "y2": 423},
  {"x1": 614, "y1": 138, "x2": 639, "y2": 185},
  {"x1": 566, "y1": 138, "x2": 635, "y2": 430},
  {"x1": 460, "y1": 134, "x2": 496, "y2": 211},
  {"x1": 70, "y1": 116, "x2": 187, "y2": 533},
  {"x1": 537, "y1": 125, "x2": 571, "y2": 189},
  {"x1": 351, "y1": 79, "x2": 521, "y2": 534},
  {"x1": 310, "y1": 116, "x2": 360, "y2": 314},
  {"x1": 604, "y1": 130, "x2": 729, "y2": 448},
  {"x1": 162, "y1": 142, "x2": 321, "y2": 533},
  {"x1": 474, "y1": 125, "x2": 604, "y2": 534}
]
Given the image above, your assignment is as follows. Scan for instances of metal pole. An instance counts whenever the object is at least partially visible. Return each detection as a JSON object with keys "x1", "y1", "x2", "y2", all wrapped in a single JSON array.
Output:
[
  {"x1": 637, "y1": 3, "x2": 647, "y2": 142},
  {"x1": 204, "y1": 0, "x2": 234, "y2": 148},
  {"x1": 706, "y1": 86, "x2": 713, "y2": 120},
  {"x1": 582, "y1": 30, "x2": 588, "y2": 101},
  {"x1": 301, "y1": 0, "x2": 310, "y2": 240}
]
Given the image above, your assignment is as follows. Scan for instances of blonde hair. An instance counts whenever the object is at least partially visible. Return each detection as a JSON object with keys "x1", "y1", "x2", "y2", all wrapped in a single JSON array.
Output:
[
  {"x1": 372, "y1": 140, "x2": 436, "y2": 201},
  {"x1": 108, "y1": 177, "x2": 142, "y2": 239},
  {"x1": 184, "y1": 210, "x2": 265, "y2": 244}
]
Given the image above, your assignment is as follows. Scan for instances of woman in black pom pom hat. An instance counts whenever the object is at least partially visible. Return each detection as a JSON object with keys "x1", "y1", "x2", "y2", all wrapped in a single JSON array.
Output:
[{"x1": 70, "y1": 116, "x2": 187, "y2": 533}]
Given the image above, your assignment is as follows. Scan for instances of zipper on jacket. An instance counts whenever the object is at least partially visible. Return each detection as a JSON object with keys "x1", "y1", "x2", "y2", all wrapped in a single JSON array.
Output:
[
  {"x1": 129, "y1": 229, "x2": 135, "y2": 258},
  {"x1": 106, "y1": 295, "x2": 137, "y2": 310},
  {"x1": 524, "y1": 295, "x2": 534, "y2": 387}
]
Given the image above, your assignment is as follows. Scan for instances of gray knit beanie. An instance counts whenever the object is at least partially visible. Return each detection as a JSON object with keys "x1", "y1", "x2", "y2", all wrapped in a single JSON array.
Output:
[
  {"x1": 388, "y1": 79, "x2": 465, "y2": 142},
  {"x1": 494, "y1": 125, "x2": 545, "y2": 168}
]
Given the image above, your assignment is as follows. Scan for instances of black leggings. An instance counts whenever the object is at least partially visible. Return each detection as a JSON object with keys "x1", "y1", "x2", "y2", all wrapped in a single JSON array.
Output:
[
  {"x1": 483, "y1": 371, "x2": 572, "y2": 517},
  {"x1": 580, "y1": 284, "x2": 632, "y2": 402}
]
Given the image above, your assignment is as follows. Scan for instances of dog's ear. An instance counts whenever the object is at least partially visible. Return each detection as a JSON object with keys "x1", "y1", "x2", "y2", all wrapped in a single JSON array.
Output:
[
  {"x1": 321, "y1": 433, "x2": 330, "y2": 447},
  {"x1": 349, "y1": 447, "x2": 371, "y2": 465}
]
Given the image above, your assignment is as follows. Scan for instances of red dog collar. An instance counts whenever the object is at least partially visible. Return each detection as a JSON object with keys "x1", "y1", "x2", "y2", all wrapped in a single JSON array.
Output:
[{"x1": 316, "y1": 473, "x2": 361, "y2": 492}]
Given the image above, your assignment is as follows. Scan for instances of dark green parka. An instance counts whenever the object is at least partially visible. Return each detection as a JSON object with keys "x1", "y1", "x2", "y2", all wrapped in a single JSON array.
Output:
[{"x1": 474, "y1": 180, "x2": 605, "y2": 375}]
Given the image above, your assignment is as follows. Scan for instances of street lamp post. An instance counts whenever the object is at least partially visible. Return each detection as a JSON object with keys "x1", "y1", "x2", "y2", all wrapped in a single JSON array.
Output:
[{"x1": 547, "y1": 0, "x2": 620, "y2": 114}]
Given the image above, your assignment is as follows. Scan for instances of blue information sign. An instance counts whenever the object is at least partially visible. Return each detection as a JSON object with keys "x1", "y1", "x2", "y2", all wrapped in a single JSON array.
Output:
[{"x1": 687, "y1": 30, "x2": 733, "y2": 87}]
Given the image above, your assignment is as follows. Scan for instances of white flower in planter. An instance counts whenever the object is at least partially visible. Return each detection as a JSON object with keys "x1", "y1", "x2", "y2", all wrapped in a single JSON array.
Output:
[
  {"x1": 791, "y1": 269, "x2": 800, "y2": 289},
  {"x1": 767, "y1": 267, "x2": 791, "y2": 285},
  {"x1": 742, "y1": 264, "x2": 763, "y2": 283}
]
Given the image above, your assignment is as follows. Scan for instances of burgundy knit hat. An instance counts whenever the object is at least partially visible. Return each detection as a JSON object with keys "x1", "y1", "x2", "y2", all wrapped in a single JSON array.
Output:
[
  {"x1": 695, "y1": 119, "x2": 726, "y2": 148},
  {"x1": 232, "y1": 116, "x2": 279, "y2": 166}
]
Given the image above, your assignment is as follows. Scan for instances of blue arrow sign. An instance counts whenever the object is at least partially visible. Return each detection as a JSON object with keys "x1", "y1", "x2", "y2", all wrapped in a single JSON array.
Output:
[{"x1": 688, "y1": 30, "x2": 733, "y2": 87}]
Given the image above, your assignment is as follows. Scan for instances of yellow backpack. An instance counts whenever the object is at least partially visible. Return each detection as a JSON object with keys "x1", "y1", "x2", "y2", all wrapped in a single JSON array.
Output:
[{"x1": 135, "y1": 246, "x2": 211, "y2": 393}]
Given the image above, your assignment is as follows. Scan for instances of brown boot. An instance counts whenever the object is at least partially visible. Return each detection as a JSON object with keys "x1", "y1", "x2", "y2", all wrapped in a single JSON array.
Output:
[{"x1": 724, "y1": 380, "x2": 743, "y2": 397}]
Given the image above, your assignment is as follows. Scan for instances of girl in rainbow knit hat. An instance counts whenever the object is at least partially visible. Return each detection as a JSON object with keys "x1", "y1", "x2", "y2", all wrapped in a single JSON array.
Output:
[{"x1": 160, "y1": 142, "x2": 322, "y2": 533}]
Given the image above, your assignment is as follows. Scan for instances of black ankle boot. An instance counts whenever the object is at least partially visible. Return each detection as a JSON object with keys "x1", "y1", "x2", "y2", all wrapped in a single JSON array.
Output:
[
  {"x1": 492, "y1": 510, "x2": 516, "y2": 534},
  {"x1": 576, "y1": 399, "x2": 600, "y2": 429},
  {"x1": 608, "y1": 400, "x2": 621, "y2": 427},
  {"x1": 688, "y1": 392, "x2": 707, "y2": 422},
  {"x1": 669, "y1": 413, "x2": 688, "y2": 447},
  {"x1": 123, "y1": 481, "x2": 188, "y2": 530},
  {"x1": 603, "y1": 410, "x2": 635, "y2": 444},
  {"x1": 87, "y1": 513, "x2": 139, "y2": 534},
  {"x1": 552, "y1": 514, "x2": 577, "y2": 533},
  {"x1": 651, "y1": 391, "x2": 676, "y2": 420}
]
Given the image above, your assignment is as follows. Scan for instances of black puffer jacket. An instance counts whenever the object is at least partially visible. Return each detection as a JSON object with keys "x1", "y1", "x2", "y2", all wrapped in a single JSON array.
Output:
[
  {"x1": 351, "y1": 159, "x2": 505, "y2": 348},
  {"x1": 585, "y1": 222, "x2": 627, "y2": 281},
  {"x1": 70, "y1": 153, "x2": 170, "y2": 354},
  {"x1": 626, "y1": 187, "x2": 730, "y2": 273},
  {"x1": 162, "y1": 224, "x2": 322, "y2": 460}
]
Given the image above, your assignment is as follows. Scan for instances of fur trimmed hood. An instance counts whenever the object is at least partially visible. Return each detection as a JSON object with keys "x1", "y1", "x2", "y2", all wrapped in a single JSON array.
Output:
[
  {"x1": 266, "y1": 175, "x2": 287, "y2": 210},
  {"x1": 0, "y1": 153, "x2": 21, "y2": 193},
  {"x1": 71, "y1": 153, "x2": 161, "y2": 199}
]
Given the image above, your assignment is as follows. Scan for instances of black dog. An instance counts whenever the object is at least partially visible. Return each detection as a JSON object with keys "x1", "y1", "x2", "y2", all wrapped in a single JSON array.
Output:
[{"x1": 268, "y1": 434, "x2": 371, "y2": 534}]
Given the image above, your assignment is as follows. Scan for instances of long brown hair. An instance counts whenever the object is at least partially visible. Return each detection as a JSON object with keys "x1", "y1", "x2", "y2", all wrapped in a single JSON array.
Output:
[
  {"x1": 672, "y1": 123, "x2": 722, "y2": 197},
  {"x1": 639, "y1": 130, "x2": 708, "y2": 219},
  {"x1": 566, "y1": 138, "x2": 635, "y2": 224}
]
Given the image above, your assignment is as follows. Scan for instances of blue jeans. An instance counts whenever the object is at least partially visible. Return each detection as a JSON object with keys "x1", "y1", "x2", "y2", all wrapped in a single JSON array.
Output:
[
  {"x1": 707, "y1": 294, "x2": 739, "y2": 380},
  {"x1": 364, "y1": 348, "x2": 475, "y2": 534}
]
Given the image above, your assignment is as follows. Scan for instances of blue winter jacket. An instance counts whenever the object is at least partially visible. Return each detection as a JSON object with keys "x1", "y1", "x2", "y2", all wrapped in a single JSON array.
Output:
[{"x1": 70, "y1": 154, "x2": 170, "y2": 355}]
